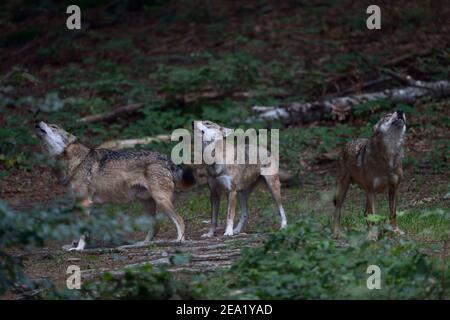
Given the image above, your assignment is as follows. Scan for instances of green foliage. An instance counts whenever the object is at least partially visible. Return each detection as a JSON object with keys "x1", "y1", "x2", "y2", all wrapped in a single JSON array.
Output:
[
  {"x1": 202, "y1": 100, "x2": 248, "y2": 124},
  {"x1": 421, "y1": 138, "x2": 449, "y2": 173},
  {"x1": 0, "y1": 201, "x2": 152, "y2": 296},
  {"x1": 353, "y1": 99, "x2": 392, "y2": 116},
  {"x1": 204, "y1": 216, "x2": 449, "y2": 299},
  {"x1": 153, "y1": 51, "x2": 261, "y2": 99},
  {"x1": 0, "y1": 115, "x2": 35, "y2": 170},
  {"x1": 279, "y1": 125, "x2": 356, "y2": 172},
  {"x1": 323, "y1": 52, "x2": 365, "y2": 74},
  {"x1": 80, "y1": 265, "x2": 200, "y2": 300}
]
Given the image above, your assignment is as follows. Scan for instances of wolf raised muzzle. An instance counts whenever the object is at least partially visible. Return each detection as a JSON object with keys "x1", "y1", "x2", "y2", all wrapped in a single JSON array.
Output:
[
  {"x1": 332, "y1": 110, "x2": 406, "y2": 239},
  {"x1": 193, "y1": 120, "x2": 287, "y2": 237},
  {"x1": 34, "y1": 121, "x2": 194, "y2": 251}
]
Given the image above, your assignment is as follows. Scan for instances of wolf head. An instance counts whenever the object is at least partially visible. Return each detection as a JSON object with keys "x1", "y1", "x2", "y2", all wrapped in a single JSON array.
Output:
[
  {"x1": 34, "y1": 120, "x2": 77, "y2": 157},
  {"x1": 373, "y1": 110, "x2": 406, "y2": 148},
  {"x1": 192, "y1": 120, "x2": 232, "y2": 145}
]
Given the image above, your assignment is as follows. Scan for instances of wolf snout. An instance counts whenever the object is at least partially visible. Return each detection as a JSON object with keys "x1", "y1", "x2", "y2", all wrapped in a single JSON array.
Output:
[
  {"x1": 34, "y1": 120, "x2": 47, "y2": 134},
  {"x1": 192, "y1": 121, "x2": 205, "y2": 133},
  {"x1": 396, "y1": 110, "x2": 405, "y2": 119}
]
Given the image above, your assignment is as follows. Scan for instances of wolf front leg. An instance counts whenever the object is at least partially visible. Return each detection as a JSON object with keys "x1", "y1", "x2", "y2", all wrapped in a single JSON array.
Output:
[
  {"x1": 202, "y1": 187, "x2": 221, "y2": 237},
  {"x1": 388, "y1": 186, "x2": 404, "y2": 235},
  {"x1": 68, "y1": 196, "x2": 91, "y2": 251},
  {"x1": 233, "y1": 191, "x2": 249, "y2": 234},
  {"x1": 224, "y1": 190, "x2": 237, "y2": 236},
  {"x1": 365, "y1": 191, "x2": 379, "y2": 241}
]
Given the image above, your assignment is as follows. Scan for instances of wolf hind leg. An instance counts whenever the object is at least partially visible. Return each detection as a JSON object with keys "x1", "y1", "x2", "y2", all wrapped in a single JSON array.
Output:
[
  {"x1": 202, "y1": 185, "x2": 221, "y2": 238},
  {"x1": 118, "y1": 198, "x2": 159, "y2": 249},
  {"x1": 263, "y1": 174, "x2": 287, "y2": 229},
  {"x1": 151, "y1": 188, "x2": 185, "y2": 242},
  {"x1": 234, "y1": 191, "x2": 249, "y2": 234},
  {"x1": 332, "y1": 172, "x2": 350, "y2": 238},
  {"x1": 145, "y1": 165, "x2": 186, "y2": 241},
  {"x1": 142, "y1": 198, "x2": 159, "y2": 242}
]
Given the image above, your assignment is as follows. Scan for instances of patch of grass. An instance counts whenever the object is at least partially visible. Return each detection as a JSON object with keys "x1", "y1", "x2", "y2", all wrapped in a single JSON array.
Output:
[
  {"x1": 399, "y1": 206, "x2": 450, "y2": 241},
  {"x1": 0, "y1": 114, "x2": 36, "y2": 170},
  {"x1": 153, "y1": 51, "x2": 261, "y2": 99},
  {"x1": 279, "y1": 124, "x2": 357, "y2": 172}
]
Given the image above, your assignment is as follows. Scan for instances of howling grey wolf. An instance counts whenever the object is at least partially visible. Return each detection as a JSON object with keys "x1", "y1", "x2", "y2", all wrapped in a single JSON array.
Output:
[
  {"x1": 193, "y1": 120, "x2": 287, "y2": 237},
  {"x1": 34, "y1": 120, "x2": 194, "y2": 251},
  {"x1": 333, "y1": 110, "x2": 406, "y2": 239}
]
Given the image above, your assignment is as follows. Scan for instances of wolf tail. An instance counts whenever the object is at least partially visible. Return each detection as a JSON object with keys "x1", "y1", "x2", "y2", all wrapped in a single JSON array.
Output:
[
  {"x1": 173, "y1": 165, "x2": 196, "y2": 188},
  {"x1": 278, "y1": 168, "x2": 298, "y2": 186}
]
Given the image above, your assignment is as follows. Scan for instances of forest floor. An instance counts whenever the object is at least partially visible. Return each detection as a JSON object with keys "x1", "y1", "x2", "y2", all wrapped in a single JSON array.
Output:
[
  {"x1": 0, "y1": 1, "x2": 449, "y2": 298},
  {"x1": 2, "y1": 122, "x2": 449, "y2": 299}
]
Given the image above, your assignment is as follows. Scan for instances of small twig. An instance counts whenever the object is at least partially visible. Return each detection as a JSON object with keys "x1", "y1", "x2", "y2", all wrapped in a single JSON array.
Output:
[
  {"x1": 384, "y1": 49, "x2": 433, "y2": 67},
  {"x1": 329, "y1": 77, "x2": 391, "y2": 98}
]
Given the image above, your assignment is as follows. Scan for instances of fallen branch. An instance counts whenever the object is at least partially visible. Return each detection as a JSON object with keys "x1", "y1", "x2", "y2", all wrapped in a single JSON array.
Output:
[
  {"x1": 182, "y1": 90, "x2": 254, "y2": 104},
  {"x1": 328, "y1": 77, "x2": 391, "y2": 98},
  {"x1": 250, "y1": 78, "x2": 450, "y2": 124},
  {"x1": 98, "y1": 135, "x2": 170, "y2": 150},
  {"x1": 78, "y1": 103, "x2": 144, "y2": 123}
]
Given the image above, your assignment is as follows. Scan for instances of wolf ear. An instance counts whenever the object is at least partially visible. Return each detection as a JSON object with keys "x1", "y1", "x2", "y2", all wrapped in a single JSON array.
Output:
[
  {"x1": 373, "y1": 123, "x2": 379, "y2": 133},
  {"x1": 222, "y1": 128, "x2": 233, "y2": 137},
  {"x1": 67, "y1": 133, "x2": 77, "y2": 144},
  {"x1": 373, "y1": 119, "x2": 382, "y2": 133}
]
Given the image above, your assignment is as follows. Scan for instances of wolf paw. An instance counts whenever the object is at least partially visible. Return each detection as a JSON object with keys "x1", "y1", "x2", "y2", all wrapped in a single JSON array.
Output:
[
  {"x1": 63, "y1": 240, "x2": 85, "y2": 251},
  {"x1": 233, "y1": 228, "x2": 242, "y2": 234},
  {"x1": 62, "y1": 244, "x2": 84, "y2": 252},
  {"x1": 223, "y1": 228, "x2": 234, "y2": 237},
  {"x1": 201, "y1": 230, "x2": 215, "y2": 238},
  {"x1": 62, "y1": 244, "x2": 75, "y2": 251},
  {"x1": 68, "y1": 247, "x2": 85, "y2": 252}
]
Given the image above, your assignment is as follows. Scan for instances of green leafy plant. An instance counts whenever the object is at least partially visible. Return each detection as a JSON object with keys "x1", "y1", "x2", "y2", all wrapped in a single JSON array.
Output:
[
  {"x1": 202, "y1": 215, "x2": 449, "y2": 299},
  {"x1": 0, "y1": 201, "x2": 152, "y2": 296}
]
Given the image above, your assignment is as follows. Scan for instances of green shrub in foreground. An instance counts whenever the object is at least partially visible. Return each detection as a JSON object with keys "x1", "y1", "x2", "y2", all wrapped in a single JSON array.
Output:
[
  {"x1": 81, "y1": 265, "x2": 200, "y2": 300},
  {"x1": 0, "y1": 201, "x2": 152, "y2": 297},
  {"x1": 205, "y1": 216, "x2": 449, "y2": 299},
  {"x1": 67, "y1": 214, "x2": 448, "y2": 300}
]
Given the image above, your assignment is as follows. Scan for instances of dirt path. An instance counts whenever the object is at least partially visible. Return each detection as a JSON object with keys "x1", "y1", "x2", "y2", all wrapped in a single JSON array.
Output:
[
  {"x1": 80, "y1": 233, "x2": 264, "y2": 278},
  {"x1": 7, "y1": 231, "x2": 265, "y2": 299}
]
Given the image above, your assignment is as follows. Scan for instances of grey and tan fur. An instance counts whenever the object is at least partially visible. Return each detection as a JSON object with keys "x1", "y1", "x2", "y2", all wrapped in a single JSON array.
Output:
[
  {"x1": 333, "y1": 110, "x2": 406, "y2": 239},
  {"x1": 34, "y1": 120, "x2": 194, "y2": 251},
  {"x1": 193, "y1": 120, "x2": 287, "y2": 237}
]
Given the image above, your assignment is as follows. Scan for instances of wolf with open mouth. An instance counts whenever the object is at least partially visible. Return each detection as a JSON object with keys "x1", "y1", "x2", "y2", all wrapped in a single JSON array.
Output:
[
  {"x1": 333, "y1": 110, "x2": 407, "y2": 239},
  {"x1": 34, "y1": 120, "x2": 194, "y2": 251}
]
